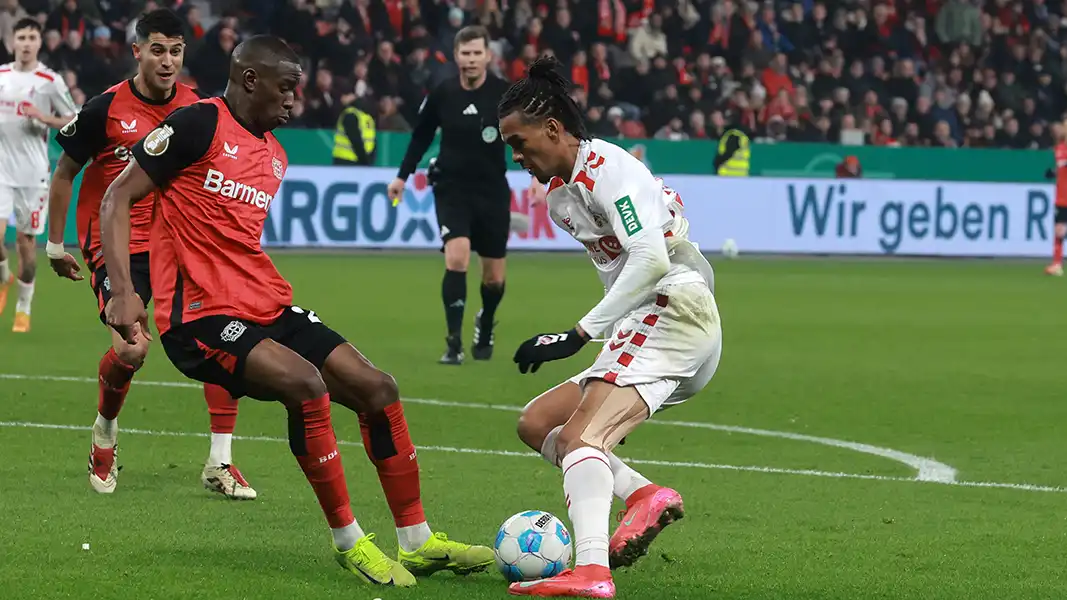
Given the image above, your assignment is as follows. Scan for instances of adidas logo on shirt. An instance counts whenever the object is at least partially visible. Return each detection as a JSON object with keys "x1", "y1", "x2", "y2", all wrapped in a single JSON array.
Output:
[{"x1": 462, "y1": 103, "x2": 478, "y2": 115}]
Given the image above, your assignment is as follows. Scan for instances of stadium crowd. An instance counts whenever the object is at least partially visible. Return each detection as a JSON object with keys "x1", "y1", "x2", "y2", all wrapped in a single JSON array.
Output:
[{"x1": 2, "y1": 0, "x2": 1065, "y2": 149}]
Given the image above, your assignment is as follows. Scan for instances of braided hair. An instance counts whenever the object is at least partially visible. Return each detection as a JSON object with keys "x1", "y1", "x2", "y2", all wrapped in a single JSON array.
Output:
[{"x1": 498, "y1": 56, "x2": 590, "y2": 141}]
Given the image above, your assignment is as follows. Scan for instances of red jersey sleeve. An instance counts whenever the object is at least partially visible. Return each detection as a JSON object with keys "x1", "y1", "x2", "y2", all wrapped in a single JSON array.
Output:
[
  {"x1": 131, "y1": 102, "x2": 218, "y2": 189},
  {"x1": 55, "y1": 91, "x2": 114, "y2": 165}
]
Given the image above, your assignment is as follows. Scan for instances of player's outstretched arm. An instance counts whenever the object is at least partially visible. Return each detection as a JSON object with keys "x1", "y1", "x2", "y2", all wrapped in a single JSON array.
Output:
[
  {"x1": 100, "y1": 159, "x2": 155, "y2": 344},
  {"x1": 46, "y1": 153, "x2": 87, "y2": 280}
]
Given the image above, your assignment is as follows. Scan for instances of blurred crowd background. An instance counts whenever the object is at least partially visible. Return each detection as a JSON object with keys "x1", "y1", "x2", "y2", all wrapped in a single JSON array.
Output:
[{"x1": 3, "y1": 0, "x2": 1066, "y2": 149}]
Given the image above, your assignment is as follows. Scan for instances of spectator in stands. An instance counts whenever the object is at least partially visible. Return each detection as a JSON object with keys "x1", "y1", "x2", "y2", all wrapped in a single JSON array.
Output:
[
  {"x1": 377, "y1": 95, "x2": 409, "y2": 132},
  {"x1": 46, "y1": 0, "x2": 85, "y2": 40}
]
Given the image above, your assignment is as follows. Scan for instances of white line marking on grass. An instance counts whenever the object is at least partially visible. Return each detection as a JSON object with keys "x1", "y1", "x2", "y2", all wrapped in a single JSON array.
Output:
[
  {"x1": 2, "y1": 420, "x2": 1064, "y2": 493},
  {"x1": 1, "y1": 373, "x2": 958, "y2": 482}
]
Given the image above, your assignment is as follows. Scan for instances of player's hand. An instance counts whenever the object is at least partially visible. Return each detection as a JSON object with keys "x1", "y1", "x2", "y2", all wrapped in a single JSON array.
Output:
[
  {"x1": 21, "y1": 103, "x2": 43, "y2": 121},
  {"x1": 528, "y1": 179, "x2": 548, "y2": 207},
  {"x1": 514, "y1": 328, "x2": 587, "y2": 374},
  {"x1": 105, "y1": 292, "x2": 151, "y2": 345},
  {"x1": 49, "y1": 252, "x2": 83, "y2": 281},
  {"x1": 388, "y1": 178, "x2": 406, "y2": 206}
]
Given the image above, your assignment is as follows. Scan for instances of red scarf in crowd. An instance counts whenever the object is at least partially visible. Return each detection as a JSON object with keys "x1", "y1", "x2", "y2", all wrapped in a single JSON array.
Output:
[{"x1": 598, "y1": 0, "x2": 626, "y2": 42}]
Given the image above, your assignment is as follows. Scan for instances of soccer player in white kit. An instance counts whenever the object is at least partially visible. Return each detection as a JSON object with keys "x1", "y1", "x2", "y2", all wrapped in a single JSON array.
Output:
[
  {"x1": 498, "y1": 56, "x2": 722, "y2": 598},
  {"x1": 0, "y1": 18, "x2": 77, "y2": 332}
]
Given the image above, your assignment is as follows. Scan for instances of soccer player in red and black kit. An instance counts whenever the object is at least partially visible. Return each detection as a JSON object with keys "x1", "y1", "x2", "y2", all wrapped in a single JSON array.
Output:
[
  {"x1": 1047, "y1": 121, "x2": 1067, "y2": 276},
  {"x1": 45, "y1": 9, "x2": 255, "y2": 500},
  {"x1": 98, "y1": 34, "x2": 493, "y2": 584}
]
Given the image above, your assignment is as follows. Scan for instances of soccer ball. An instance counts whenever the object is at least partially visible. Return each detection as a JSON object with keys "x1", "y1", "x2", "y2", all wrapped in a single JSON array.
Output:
[
  {"x1": 493, "y1": 510, "x2": 573, "y2": 582},
  {"x1": 721, "y1": 237, "x2": 739, "y2": 258}
]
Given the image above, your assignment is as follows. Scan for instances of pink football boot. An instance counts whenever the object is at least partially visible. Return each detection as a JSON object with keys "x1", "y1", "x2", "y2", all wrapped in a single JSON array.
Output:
[
  {"x1": 508, "y1": 565, "x2": 615, "y2": 598},
  {"x1": 608, "y1": 484, "x2": 684, "y2": 569}
]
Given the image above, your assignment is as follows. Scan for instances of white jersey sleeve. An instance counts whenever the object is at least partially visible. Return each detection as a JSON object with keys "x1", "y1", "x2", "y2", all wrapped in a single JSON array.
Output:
[
  {"x1": 46, "y1": 75, "x2": 76, "y2": 117},
  {"x1": 587, "y1": 153, "x2": 673, "y2": 251}
]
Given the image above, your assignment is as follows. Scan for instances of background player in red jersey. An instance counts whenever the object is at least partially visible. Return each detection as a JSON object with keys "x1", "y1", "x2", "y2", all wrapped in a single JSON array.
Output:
[
  {"x1": 98, "y1": 35, "x2": 493, "y2": 585},
  {"x1": 1046, "y1": 121, "x2": 1067, "y2": 276},
  {"x1": 45, "y1": 9, "x2": 255, "y2": 500}
]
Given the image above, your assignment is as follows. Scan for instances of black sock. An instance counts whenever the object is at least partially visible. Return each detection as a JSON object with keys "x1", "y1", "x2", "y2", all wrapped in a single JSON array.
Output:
[
  {"x1": 480, "y1": 281, "x2": 505, "y2": 327},
  {"x1": 442, "y1": 269, "x2": 466, "y2": 338}
]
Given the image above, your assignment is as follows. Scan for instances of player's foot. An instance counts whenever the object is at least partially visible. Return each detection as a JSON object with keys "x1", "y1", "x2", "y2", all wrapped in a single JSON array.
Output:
[
  {"x1": 439, "y1": 334, "x2": 464, "y2": 365},
  {"x1": 608, "y1": 484, "x2": 684, "y2": 569},
  {"x1": 0, "y1": 274, "x2": 11, "y2": 315},
  {"x1": 398, "y1": 531, "x2": 495, "y2": 576},
  {"x1": 508, "y1": 565, "x2": 615, "y2": 597},
  {"x1": 1046, "y1": 263, "x2": 1063, "y2": 276},
  {"x1": 471, "y1": 308, "x2": 495, "y2": 360},
  {"x1": 201, "y1": 463, "x2": 258, "y2": 500},
  {"x1": 88, "y1": 442, "x2": 119, "y2": 494},
  {"x1": 12, "y1": 311, "x2": 29, "y2": 333},
  {"x1": 335, "y1": 533, "x2": 417, "y2": 586}
]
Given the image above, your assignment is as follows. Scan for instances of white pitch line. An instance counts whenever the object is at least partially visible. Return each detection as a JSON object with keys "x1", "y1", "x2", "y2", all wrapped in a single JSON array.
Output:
[
  {"x1": 2, "y1": 420, "x2": 1065, "y2": 494},
  {"x1": 0, "y1": 372, "x2": 958, "y2": 483}
]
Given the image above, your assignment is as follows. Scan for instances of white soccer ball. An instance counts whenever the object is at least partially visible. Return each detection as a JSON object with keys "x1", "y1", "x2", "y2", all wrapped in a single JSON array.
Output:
[
  {"x1": 721, "y1": 237, "x2": 739, "y2": 258},
  {"x1": 493, "y1": 510, "x2": 573, "y2": 582}
]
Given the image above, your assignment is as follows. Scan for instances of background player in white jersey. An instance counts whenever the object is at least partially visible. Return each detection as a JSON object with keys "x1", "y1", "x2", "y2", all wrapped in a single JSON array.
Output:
[
  {"x1": 497, "y1": 57, "x2": 723, "y2": 599},
  {"x1": 0, "y1": 18, "x2": 76, "y2": 332}
]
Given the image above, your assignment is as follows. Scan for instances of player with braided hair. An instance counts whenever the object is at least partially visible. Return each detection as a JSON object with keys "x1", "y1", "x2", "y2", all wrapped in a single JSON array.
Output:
[{"x1": 499, "y1": 56, "x2": 723, "y2": 598}]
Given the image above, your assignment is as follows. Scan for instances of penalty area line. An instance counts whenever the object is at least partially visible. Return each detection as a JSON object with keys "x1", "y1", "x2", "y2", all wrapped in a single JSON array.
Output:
[
  {"x1": 1, "y1": 420, "x2": 1065, "y2": 493},
  {"x1": 0, "y1": 373, "x2": 958, "y2": 484}
]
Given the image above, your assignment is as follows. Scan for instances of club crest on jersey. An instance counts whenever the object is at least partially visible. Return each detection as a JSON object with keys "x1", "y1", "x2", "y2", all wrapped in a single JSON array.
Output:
[
  {"x1": 272, "y1": 157, "x2": 285, "y2": 180},
  {"x1": 59, "y1": 115, "x2": 77, "y2": 137},
  {"x1": 220, "y1": 321, "x2": 247, "y2": 343},
  {"x1": 143, "y1": 125, "x2": 174, "y2": 156}
]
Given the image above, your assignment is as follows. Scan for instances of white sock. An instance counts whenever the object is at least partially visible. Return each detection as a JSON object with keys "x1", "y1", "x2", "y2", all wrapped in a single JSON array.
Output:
[
  {"x1": 561, "y1": 446, "x2": 613, "y2": 568},
  {"x1": 397, "y1": 521, "x2": 433, "y2": 552},
  {"x1": 208, "y1": 433, "x2": 233, "y2": 466},
  {"x1": 15, "y1": 278, "x2": 33, "y2": 314},
  {"x1": 606, "y1": 452, "x2": 653, "y2": 501},
  {"x1": 93, "y1": 413, "x2": 118, "y2": 447},
  {"x1": 0, "y1": 258, "x2": 9, "y2": 282},
  {"x1": 331, "y1": 520, "x2": 366, "y2": 552},
  {"x1": 542, "y1": 426, "x2": 653, "y2": 502}
]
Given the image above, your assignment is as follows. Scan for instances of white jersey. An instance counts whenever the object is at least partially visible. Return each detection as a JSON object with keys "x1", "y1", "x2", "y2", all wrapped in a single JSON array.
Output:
[
  {"x1": 545, "y1": 138, "x2": 714, "y2": 299},
  {"x1": 0, "y1": 62, "x2": 76, "y2": 187}
]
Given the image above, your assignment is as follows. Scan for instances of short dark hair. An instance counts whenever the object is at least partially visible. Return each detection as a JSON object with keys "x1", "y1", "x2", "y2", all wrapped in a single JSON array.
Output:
[
  {"x1": 135, "y1": 9, "x2": 185, "y2": 42},
  {"x1": 13, "y1": 18, "x2": 41, "y2": 35},
  {"x1": 232, "y1": 34, "x2": 299, "y2": 67},
  {"x1": 498, "y1": 55, "x2": 590, "y2": 140},
  {"x1": 454, "y1": 25, "x2": 489, "y2": 49}
]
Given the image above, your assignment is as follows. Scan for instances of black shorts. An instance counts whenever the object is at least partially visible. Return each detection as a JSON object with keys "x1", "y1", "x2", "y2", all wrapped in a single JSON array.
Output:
[
  {"x1": 433, "y1": 180, "x2": 511, "y2": 259},
  {"x1": 91, "y1": 252, "x2": 152, "y2": 325},
  {"x1": 1056, "y1": 206, "x2": 1067, "y2": 224},
  {"x1": 160, "y1": 306, "x2": 347, "y2": 399}
]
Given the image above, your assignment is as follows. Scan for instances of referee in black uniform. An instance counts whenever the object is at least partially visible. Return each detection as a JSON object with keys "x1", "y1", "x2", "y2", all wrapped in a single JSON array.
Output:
[{"x1": 387, "y1": 25, "x2": 511, "y2": 366}]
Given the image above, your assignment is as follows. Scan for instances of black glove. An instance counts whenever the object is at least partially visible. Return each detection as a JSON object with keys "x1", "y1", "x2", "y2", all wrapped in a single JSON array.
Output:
[{"x1": 514, "y1": 328, "x2": 587, "y2": 374}]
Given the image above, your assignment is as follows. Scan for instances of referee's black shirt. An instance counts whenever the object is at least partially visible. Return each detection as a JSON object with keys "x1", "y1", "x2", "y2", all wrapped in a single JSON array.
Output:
[{"x1": 397, "y1": 74, "x2": 512, "y2": 186}]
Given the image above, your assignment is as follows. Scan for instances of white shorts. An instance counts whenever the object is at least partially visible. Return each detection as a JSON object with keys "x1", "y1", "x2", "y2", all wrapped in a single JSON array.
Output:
[
  {"x1": 568, "y1": 281, "x2": 723, "y2": 415},
  {"x1": 0, "y1": 184, "x2": 48, "y2": 236}
]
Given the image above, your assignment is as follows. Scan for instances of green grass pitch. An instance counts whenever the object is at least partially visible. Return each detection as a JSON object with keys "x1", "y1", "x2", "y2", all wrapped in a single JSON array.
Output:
[{"x1": 1, "y1": 251, "x2": 1065, "y2": 599}]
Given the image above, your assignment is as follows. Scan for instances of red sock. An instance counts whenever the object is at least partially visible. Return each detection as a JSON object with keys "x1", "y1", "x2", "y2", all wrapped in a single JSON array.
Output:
[
  {"x1": 289, "y1": 394, "x2": 354, "y2": 529},
  {"x1": 204, "y1": 384, "x2": 238, "y2": 434},
  {"x1": 359, "y1": 402, "x2": 426, "y2": 527},
  {"x1": 98, "y1": 348, "x2": 137, "y2": 420},
  {"x1": 1054, "y1": 237, "x2": 1064, "y2": 265}
]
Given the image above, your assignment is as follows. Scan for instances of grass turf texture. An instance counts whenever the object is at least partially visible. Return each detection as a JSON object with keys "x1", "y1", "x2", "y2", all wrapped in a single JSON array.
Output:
[{"x1": 1, "y1": 252, "x2": 1064, "y2": 599}]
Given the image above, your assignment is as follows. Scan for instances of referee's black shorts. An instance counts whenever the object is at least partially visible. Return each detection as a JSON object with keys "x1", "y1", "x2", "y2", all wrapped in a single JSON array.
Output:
[{"x1": 432, "y1": 179, "x2": 511, "y2": 259}]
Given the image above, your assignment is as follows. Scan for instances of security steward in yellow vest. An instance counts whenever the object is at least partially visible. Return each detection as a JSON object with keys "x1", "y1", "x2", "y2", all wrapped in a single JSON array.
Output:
[
  {"x1": 713, "y1": 128, "x2": 750, "y2": 176},
  {"x1": 332, "y1": 106, "x2": 377, "y2": 165}
]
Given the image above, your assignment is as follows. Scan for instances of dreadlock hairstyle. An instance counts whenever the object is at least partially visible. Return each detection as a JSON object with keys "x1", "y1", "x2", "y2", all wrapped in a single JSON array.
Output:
[{"x1": 498, "y1": 56, "x2": 591, "y2": 141}]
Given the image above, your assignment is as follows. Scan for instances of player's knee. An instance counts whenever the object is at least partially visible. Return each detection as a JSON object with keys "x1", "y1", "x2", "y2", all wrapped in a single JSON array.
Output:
[
  {"x1": 516, "y1": 408, "x2": 553, "y2": 451},
  {"x1": 279, "y1": 367, "x2": 328, "y2": 408},
  {"x1": 362, "y1": 369, "x2": 400, "y2": 412}
]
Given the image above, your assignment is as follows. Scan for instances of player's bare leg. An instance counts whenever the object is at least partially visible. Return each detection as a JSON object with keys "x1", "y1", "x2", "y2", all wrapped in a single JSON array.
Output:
[
  {"x1": 472, "y1": 256, "x2": 505, "y2": 360},
  {"x1": 440, "y1": 236, "x2": 471, "y2": 364},
  {"x1": 201, "y1": 383, "x2": 256, "y2": 500},
  {"x1": 241, "y1": 339, "x2": 414, "y2": 586},
  {"x1": 11, "y1": 232, "x2": 36, "y2": 332},
  {"x1": 510, "y1": 381, "x2": 652, "y2": 597},
  {"x1": 89, "y1": 327, "x2": 149, "y2": 493},
  {"x1": 517, "y1": 382, "x2": 682, "y2": 571},
  {"x1": 0, "y1": 237, "x2": 11, "y2": 315},
  {"x1": 321, "y1": 343, "x2": 494, "y2": 575},
  {"x1": 1047, "y1": 223, "x2": 1065, "y2": 276}
]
